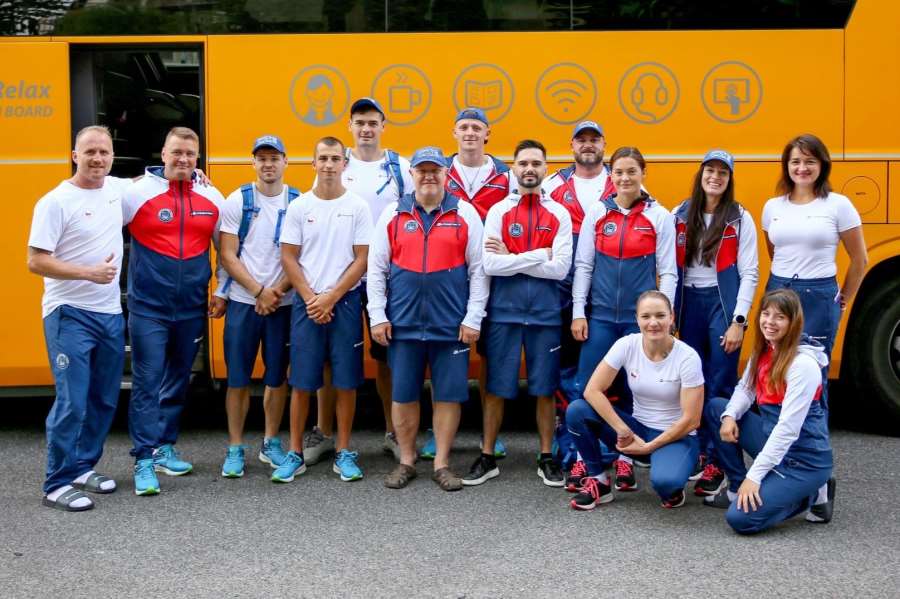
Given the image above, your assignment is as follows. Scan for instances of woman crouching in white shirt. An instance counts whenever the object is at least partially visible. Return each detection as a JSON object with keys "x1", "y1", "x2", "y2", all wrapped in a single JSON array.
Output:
[
  {"x1": 565, "y1": 290, "x2": 704, "y2": 510},
  {"x1": 703, "y1": 289, "x2": 833, "y2": 534}
]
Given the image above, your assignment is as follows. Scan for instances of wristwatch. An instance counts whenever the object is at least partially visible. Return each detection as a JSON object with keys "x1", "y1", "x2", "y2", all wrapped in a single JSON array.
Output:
[{"x1": 732, "y1": 314, "x2": 747, "y2": 329}]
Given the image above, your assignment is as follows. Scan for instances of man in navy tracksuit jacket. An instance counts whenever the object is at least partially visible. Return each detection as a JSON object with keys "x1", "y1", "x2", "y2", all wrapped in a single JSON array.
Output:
[
  {"x1": 463, "y1": 139, "x2": 573, "y2": 488},
  {"x1": 368, "y1": 147, "x2": 488, "y2": 491},
  {"x1": 122, "y1": 127, "x2": 227, "y2": 495}
]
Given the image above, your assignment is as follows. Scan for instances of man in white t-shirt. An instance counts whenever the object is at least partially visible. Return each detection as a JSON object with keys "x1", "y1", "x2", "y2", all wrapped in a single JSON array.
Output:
[
  {"x1": 274, "y1": 136, "x2": 372, "y2": 484},
  {"x1": 27, "y1": 125, "x2": 129, "y2": 512},
  {"x1": 306, "y1": 97, "x2": 413, "y2": 466},
  {"x1": 218, "y1": 135, "x2": 300, "y2": 478}
]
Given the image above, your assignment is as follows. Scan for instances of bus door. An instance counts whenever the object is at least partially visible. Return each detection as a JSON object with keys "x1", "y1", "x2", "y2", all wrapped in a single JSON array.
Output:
[{"x1": 69, "y1": 43, "x2": 207, "y2": 384}]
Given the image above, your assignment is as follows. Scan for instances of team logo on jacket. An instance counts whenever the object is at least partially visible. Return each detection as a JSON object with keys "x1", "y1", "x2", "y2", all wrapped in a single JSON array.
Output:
[
  {"x1": 508, "y1": 223, "x2": 524, "y2": 238},
  {"x1": 158, "y1": 208, "x2": 174, "y2": 223},
  {"x1": 404, "y1": 220, "x2": 419, "y2": 233},
  {"x1": 448, "y1": 180, "x2": 461, "y2": 191},
  {"x1": 677, "y1": 232, "x2": 686, "y2": 247},
  {"x1": 563, "y1": 190, "x2": 574, "y2": 203},
  {"x1": 602, "y1": 222, "x2": 617, "y2": 236}
]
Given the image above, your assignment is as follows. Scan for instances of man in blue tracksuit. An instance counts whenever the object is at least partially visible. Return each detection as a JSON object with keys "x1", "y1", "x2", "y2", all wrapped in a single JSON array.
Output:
[
  {"x1": 463, "y1": 139, "x2": 573, "y2": 488},
  {"x1": 122, "y1": 126, "x2": 227, "y2": 495}
]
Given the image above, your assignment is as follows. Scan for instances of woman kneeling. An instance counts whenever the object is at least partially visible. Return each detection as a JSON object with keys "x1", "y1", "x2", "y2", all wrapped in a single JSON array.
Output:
[
  {"x1": 704, "y1": 288, "x2": 833, "y2": 534},
  {"x1": 566, "y1": 290, "x2": 704, "y2": 510}
]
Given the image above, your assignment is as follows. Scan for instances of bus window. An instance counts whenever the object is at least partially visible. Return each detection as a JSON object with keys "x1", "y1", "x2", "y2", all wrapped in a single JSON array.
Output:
[{"x1": 69, "y1": 45, "x2": 204, "y2": 178}]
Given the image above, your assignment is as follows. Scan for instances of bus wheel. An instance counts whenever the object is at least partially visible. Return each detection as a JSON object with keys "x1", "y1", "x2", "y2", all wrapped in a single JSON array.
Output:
[{"x1": 846, "y1": 279, "x2": 900, "y2": 423}]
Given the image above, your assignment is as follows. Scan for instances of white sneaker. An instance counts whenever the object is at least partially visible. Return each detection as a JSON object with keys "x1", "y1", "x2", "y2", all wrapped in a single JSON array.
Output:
[
  {"x1": 382, "y1": 432, "x2": 402, "y2": 462},
  {"x1": 302, "y1": 426, "x2": 334, "y2": 465}
]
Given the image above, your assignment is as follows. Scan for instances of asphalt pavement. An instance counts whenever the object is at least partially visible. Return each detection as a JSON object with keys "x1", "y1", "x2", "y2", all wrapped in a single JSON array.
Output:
[{"x1": 1, "y1": 391, "x2": 898, "y2": 598}]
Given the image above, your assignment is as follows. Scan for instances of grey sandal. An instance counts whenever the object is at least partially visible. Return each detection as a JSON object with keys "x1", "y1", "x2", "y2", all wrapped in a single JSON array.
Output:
[
  {"x1": 72, "y1": 472, "x2": 116, "y2": 494},
  {"x1": 42, "y1": 488, "x2": 94, "y2": 512}
]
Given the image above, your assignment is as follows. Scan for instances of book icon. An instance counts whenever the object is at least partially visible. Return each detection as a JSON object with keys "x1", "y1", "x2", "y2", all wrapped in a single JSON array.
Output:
[{"x1": 465, "y1": 79, "x2": 503, "y2": 111}]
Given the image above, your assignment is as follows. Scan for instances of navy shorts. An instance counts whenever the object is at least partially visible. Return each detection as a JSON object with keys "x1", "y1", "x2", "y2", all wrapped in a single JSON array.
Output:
[
  {"x1": 388, "y1": 339, "x2": 471, "y2": 404},
  {"x1": 224, "y1": 302, "x2": 291, "y2": 388},
  {"x1": 486, "y1": 322, "x2": 560, "y2": 399},
  {"x1": 289, "y1": 288, "x2": 364, "y2": 392}
]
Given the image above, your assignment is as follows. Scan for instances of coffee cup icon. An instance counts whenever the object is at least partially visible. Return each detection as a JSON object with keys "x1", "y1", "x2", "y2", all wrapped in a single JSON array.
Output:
[{"x1": 389, "y1": 84, "x2": 422, "y2": 113}]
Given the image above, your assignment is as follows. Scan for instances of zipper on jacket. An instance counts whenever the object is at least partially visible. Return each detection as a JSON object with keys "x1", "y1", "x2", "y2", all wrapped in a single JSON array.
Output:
[
  {"x1": 615, "y1": 212, "x2": 628, "y2": 323},
  {"x1": 176, "y1": 181, "x2": 185, "y2": 320}
]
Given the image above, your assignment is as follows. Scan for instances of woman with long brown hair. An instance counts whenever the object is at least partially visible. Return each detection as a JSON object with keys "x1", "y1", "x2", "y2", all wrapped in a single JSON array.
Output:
[
  {"x1": 672, "y1": 149, "x2": 759, "y2": 497},
  {"x1": 703, "y1": 289, "x2": 833, "y2": 534}
]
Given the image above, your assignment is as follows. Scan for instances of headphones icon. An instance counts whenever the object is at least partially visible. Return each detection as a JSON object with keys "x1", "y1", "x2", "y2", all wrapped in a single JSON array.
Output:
[{"x1": 630, "y1": 72, "x2": 669, "y2": 120}]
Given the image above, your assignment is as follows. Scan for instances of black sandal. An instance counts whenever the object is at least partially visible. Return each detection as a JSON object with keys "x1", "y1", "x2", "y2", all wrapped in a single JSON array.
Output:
[
  {"x1": 42, "y1": 488, "x2": 95, "y2": 512},
  {"x1": 72, "y1": 472, "x2": 116, "y2": 494}
]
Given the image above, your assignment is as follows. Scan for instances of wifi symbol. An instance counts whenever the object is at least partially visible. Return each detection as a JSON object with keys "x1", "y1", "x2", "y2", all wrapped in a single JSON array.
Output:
[{"x1": 545, "y1": 79, "x2": 588, "y2": 112}]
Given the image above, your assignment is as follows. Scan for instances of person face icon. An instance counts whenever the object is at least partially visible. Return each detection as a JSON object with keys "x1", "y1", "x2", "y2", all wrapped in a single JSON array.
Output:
[{"x1": 304, "y1": 75, "x2": 337, "y2": 125}]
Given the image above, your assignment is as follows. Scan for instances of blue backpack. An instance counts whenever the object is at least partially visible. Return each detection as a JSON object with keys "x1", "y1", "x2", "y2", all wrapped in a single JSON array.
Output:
[{"x1": 221, "y1": 183, "x2": 300, "y2": 294}]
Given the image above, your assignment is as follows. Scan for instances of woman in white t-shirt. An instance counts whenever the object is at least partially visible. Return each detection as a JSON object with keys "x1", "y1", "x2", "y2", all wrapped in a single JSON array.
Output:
[
  {"x1": 565, "y1": 290, "x2": 704, "y2": 511},
  {"x1": 761, "y1": 134, "x2": 867, "y2": 364}
]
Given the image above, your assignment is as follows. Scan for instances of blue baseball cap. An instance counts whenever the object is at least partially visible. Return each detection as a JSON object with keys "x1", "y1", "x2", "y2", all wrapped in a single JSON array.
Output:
[
  {"x1": 410, "y1": 146, "x2": 447, "y2": 168},
  {"x1": 252, "y1": 134, "x2": 286, "y2": 155},
  {"x1": 455, "y1": 107, "x2": 489, "y2": 126},
  {"x1": 572, "y1": 120, "x2": 604, "y2": 138},
  {"x1": 702, "y1": 149, "x2": 734, "y2": 172},
  {"x1": 350, "y1": 97, "x2": 385, "y2": 116}
]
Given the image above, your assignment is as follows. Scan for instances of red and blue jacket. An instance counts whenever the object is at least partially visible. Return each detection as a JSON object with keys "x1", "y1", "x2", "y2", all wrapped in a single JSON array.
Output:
[
  {"x1": 445, "y1": 154, "x2": 510, "y2": 221},
  {"x1": 482, "y1": 192, "x2": 572, "y2": 326},
  {"x1": 572, "y1": 193, "x2": 677, "y2": 324},
  {"x1": 366, "y1": 191, "x2": 488, "y2": 342},
  {"x1": 543, "y1": 164, "x2": 615, "y2": 309},
  {"x1": 672, "y1": 200, "x2": 759, "y2": 330},
  {"x1": 123, "y1": 167, "x2": 225, "y2": 321}
]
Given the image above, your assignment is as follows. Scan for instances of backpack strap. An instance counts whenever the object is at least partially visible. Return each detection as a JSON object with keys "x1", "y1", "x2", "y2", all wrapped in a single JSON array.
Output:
[
  {"x1": 274, "y1": 186, "x2": 302, "y2": 245},
  {"x1": 221, "y1": 183, "x2": 258, "y2": 295},
  {"x1": 376, "y1": 149, "x2": 405, "y2": 197}
]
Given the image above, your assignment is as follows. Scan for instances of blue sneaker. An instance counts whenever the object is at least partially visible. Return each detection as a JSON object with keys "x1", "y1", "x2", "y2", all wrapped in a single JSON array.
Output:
[
  {"x1": 333, "y1": 449, "x2": 364, "y2": 482},
  {"x1": 419, "y1": 429, "x2": 436, "y2": 460},
  {"x1": 271, "y1": 451, "x2": 306, "y2": 483},
  {"x1": 259, "y1": 437, "x2": 287, "y2": 468},
  {"x1": 480, "y1": 436, "x2": 508, "y2": 459},
  {"x1": 134, "y1": 458, "x2": 160, "y2": 496},
  {"x1": 222, "y1": 445, "x2": 245, "y2": 478},
  {"x1": 152, "y1": 444, "x2": 193, "y2": 476}
]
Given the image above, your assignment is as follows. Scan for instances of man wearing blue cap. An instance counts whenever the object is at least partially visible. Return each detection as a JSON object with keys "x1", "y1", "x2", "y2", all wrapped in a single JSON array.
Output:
[
  {"x1": 368, "y1": 146, "x2": 488, "y2": 491},
  {"x1": 304, "y1": 97, "x2": 414, "y2": 467},
  {"x1": 217, "y1": 135, "x2": 301, "y2": 478},
  {"x1": 435, "y1": 107, "x2": 510, "y2": 461}
]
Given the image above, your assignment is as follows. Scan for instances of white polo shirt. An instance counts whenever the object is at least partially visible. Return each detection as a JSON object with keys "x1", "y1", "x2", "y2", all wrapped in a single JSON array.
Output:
[
  {"x1": 279, "y1": 190, "x2": 372, "y2": 295},
  {"x1": 220, "y1": 185, "x2": 295, "y2": 307},
  {"x1": 343, "y1": 151, "x2": 414, "y2": 225},
  {"x1": 28, "y1": 176, "x2": 130, "y2": 318}
]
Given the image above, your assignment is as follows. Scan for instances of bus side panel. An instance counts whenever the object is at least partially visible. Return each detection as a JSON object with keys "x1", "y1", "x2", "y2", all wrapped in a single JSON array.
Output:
[
  {"x1": 0, "y1": 42, "x2": 71, "y2": 388},
  {"x1": 205, "y1": 31, "x2": 842, "y2": 164},
  {"x1": 845, "y1": 1, "x2": 900, "y2": 162}
]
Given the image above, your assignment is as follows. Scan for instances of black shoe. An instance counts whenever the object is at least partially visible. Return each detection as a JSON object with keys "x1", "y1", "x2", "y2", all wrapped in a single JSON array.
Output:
[
  {"x1": 537, "y1": 456, "x2": 564, "y2": 487},
  {"x1": 703, "y1": 488, "x2": 732, "y2": 509},
  {"x1": 693, "y1": 463, "x2": 726, "y2": 496},
  {"x1": 613, "y1": 459, "x2": 637, "y2": 492},
  {"x1": 661, "y1": 489, "x2": 686, "y2": 509},
  {"x1": 570, "y1": 477, "x2": 614, "y2": 511},
  {"x1": 566, "y1": 460, "x2": 586, "y2": 492},
  {"x1": 806, "y1": 477, "x2": 836, "y2": 523},
  {"x1": 462, "y1": 454, "x2": 499, "y2": 486}
]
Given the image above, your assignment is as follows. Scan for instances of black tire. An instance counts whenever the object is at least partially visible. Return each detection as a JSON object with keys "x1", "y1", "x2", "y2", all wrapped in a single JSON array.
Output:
[{"x1": 845, "y1": 279, "x2": 900, "y2": 422}]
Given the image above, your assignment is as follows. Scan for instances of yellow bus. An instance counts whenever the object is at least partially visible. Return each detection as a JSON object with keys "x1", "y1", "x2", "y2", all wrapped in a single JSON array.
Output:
[{"x1": 2, "y1": 0, "x2": 898, "y2": 418}]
